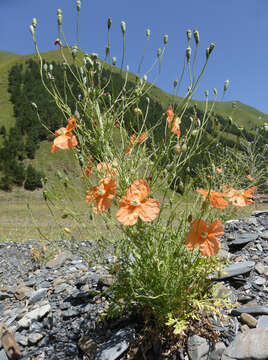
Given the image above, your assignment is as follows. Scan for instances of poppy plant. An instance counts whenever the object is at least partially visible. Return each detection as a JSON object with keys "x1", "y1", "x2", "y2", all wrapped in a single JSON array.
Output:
[
  {"x1": 216, "y1": 168, "x2": 223, "y2": 174},
  {"x1": 166, "y1": 105, "x2": 180, "y2": 139},
  {"x1": 125, "y1": 133, "x2": 147, "y2": 154},
  {"x1": 225, "y1": 186, "x2": 256, "y2": 207},
  {"x1": 85, "y1": 177, "x2": 116, "y2": 213},
  {"x1": 196, "y1": 188, "x2": 228, "y2": 210},
  {"x1": 246, "y1": 174, "x2": 254, "y2": 182},
  {"x1": 50, "y1": 118, "x2": 78, "y2": 153},
  {"x1": 185, "y1": 218, "x2": 224, "y2": 257},
  {"x1": 84, "y1": 156, "x2": 93, "y2": 178},
  {"x1": 97, "y1": 162, "x2": 118, "y2": 177},
  {"x1": 116, "y1": 179, "x2": 160, "y2": 226}
]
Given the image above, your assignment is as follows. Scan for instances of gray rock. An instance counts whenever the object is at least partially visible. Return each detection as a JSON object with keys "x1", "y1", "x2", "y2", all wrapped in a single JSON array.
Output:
[
  {"x1": 28, "y1": 288, "x2": 48, "y2": 304},
  {"x1": 46, "y1": 251, "x2": 72, "y2": 268},
  {"x1": 240, "y1": 313, "x2": 257, "y2": 328},
  {"x1": 257, "y1": 315, "x2": 268, "y2": 328},
  {"x1": 187, "y1": 335, "x2": 209, "y2": 360},
  {"x1": 0, "y1": 349, "x2": 9, "y2": 360},
  {"x1": 15, "y1": 333, "x2": 28, "y2": 346},
  {"x1": 210, "y1": 261, "x2": 255, "y2": 280},
  {"x1": 255, "y1": 262, "x2": 266, "y2": 274},
  {"x1": 232, "y1": 305, "x2": 268, "y2": 316},
  {"x1": 94, "y1": 328, "x2": 134, "y2": 360},
  {"x1": 17, "y1": 304, "x2": 51, "y2": 328},
  {"x1": 230, "y1": 233, "x2": 258, "y2": 246},
  {"x1": 254, "y1": 276, "x2": 266, "y2": 286},
  {"x1": 208, "y1": 342, "x2": 226, "y2": 360},
  {"x1": 222, "y1": 328, "x2": 268, "y2": 360},
  {"x1": 28, "y1": 332, "x2": 44, "y2": 345}
]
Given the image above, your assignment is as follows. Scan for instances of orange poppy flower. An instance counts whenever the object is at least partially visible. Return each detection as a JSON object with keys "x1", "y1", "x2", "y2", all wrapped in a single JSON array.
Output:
[
  {"x1": 166, "y1": 105, "x2": 180, "y2": 139},
  {"x1": 116, "y1": 179, "x2": 160, "y2": 226},
  {"x1": 85, "y1": 177, "x2": 116, "y2": 213},
  {"x1": 196, "y1": 188, "x2": 228, "y2": 209},
  {"x1": 125, "y1": 133, "x2": 147, "y2": 154},
  {"x1": 225, "y1": 186, "x2": 257, "y2": 207},
  {"x1": 97, "y1": 162, "x2": 118, "y2": 177},
  {"x1": 50, "y1": 118, "x2": 78, "y2": 153},
  {"x1": 185, "y1": 218, "x2": 223, "y2": 257},
  {"x1": 84, "y1": 156, "x2": 93, "y2": 178},
  {"x1": 246, "y1": 174, "x2": 254, "y2": 182}
]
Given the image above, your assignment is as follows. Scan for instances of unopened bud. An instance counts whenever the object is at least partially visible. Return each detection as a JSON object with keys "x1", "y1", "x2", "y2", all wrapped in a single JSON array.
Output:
[
  {"x1": 76, "y1": 0, "x2": 81, "y2": 12},
  {"x1": 163, "y1": 34, "x2": 168, "y2": 45},
  {"x1": 43, "y1": 63, "x2": 48, "y2": 71},
  {"x1": 178, "y1": 181, "x2": 184, "y2": 193},
  {"x1": 134, "y1": 108, "x2": 142, "y2": 116},
  {"x1": 49, "y1": 64, "x2": 53, "y2": 72},
  {"x1": 112, "y1": 56, "x2": 116, "y2": 65},
  {"x1": 146, "y1": 28, "x2": 151, "y2": 38},
  {"x1": 174, "y1": 144, "x2": 181, "y2": 153},
  {"x1": 121, "y1": 21, "x2": 126, "y2": 35},
  {"x1": 105, "y1": 45, "x2": 110, "y2": 57},
  {"x1": 193, "y1": 29, "x2": 199, "y2": 44},
  {"x1": 213, "y1": 88, "x2": 218, "y2": 96},
  {"x1": 107, "y1": 17, "x2": 112, "y2": 30},
  {"x1": 29, "y1": 25, "x2": 35, "y2": 36},
  {"x1": 90, "y1": 52, "x2": 98, "y2": 60},
  {"x1": 57, "y1": 9, "x2": 63, "y2": 26},
  {"x1": 186, "y1": 46, "x2": 191, "y2": 62},
  {"x1": 157, "y1": 48, "x2": 161, "y2": 57},
  {"x1": 187, "y1": 29, "x2": 192, "y2": 41},
  {"x1": 31, "y1": 102, "x2": 38, "y2": 110},
  {"x1": 32, "y1": 18, "x2": 37, "y2": 29},
  {"x1": 181, "y1": 143, "x2": 187, "y2": 152},
  {"x1": 143, "y1": 74, "x2": 147, "y2": 81},
  {"x1": 208, "y1": 42, "x2": 215, "y2": 55},
  {"x1": 112, "y1": 160, "x2": 118, "y2": 168},
  {"x1": 206, "y1": 47, "x2": 210, "y2": 60},
  {"x1": 74, "y1": 110, "x2": 80, "y2": 119},
  {"x1": 173, "y1": 79, "x2": 178, "y2": 88},
  {"x1": 191, "y1": 130, "x2": 199, "y2": 137},
  {"x1": 72, "y1": 46, "x2": 78, "y2": 58},
  {"x1": 224, "y1": 79, "x2": 229, "y2": 92},
  {"x1": 43, "y1": 190, "x2": 48, "y2": 201},
  {"x1": 204, "y1": 90, "x2": 209, "y2": 98},
  {"x1": 228, "y1": 116, "x2": 233, "y2": 125},
  {"x1": 197, "y1": 118, "x2": 201, "y2": 127}
]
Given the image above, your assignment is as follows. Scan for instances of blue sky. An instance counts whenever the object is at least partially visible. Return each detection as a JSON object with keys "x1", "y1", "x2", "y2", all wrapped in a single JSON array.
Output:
[{"x1": 1, "y1": 0, "x2": 268, "y2": 114}]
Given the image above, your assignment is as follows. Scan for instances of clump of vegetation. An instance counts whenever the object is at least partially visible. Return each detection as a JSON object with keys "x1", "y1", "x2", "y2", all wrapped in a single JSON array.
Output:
[{"x1": 27, "y1": 0, "x2": 266, "y2": 351}]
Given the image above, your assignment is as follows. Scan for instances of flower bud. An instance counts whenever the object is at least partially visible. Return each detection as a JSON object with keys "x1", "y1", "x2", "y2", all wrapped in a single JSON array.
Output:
[
  {"x1": 72, "y1": 46, "x2": 78, "y2": 58},
  {"x1": 57, "y1": 9, "x2": 63, "y2": 26},
  {"x1": 64, "y1": 227, "x2": 71, "y2": 234},
  {"x1": 181, "y1": 143, "x2": 187, "y2": 152},
  {"x1": 163, "y1": 34, "x2": 168, "y2": 45},
  {"x1": 49, "y1": 64, "x2": 53, "y2": 72},
  {"x1": 84, "y1": 56, "x2": 93, "y2": 69},
  {"x1": 224, "y1": 79, "x2": 229, "y2": 92},
  {"x1": 146, "y1": 28, "x2": 151, "y2": 38},
  {"x1": 134, "y1": 108, "x2": 142, "y2": 116},
  {"x1": 228, "y1": 116, "x2": 233, "y2": 125},
  {"x1": 208, "y1": 42, "x2": 215, "y2": 55},
  {"x1": 31, "y1": 102, "x2": 38, "y2": 110},
  {"x1": 105, "y1": 45, "x2": 110, "y2": 57},
  {"x1": 173, "y1": 79, "x2": 178, "y2": 88},
  {"x1": 186, "y1": 46, "x2": 191, "y2": 62},
  {"x1": 143, "y1": 74, "x2": 147, "y2": 81},
  {"x1": 187, "y1": 29, "x2": 192, "y2": 41},
  {"x1": 191, "y1": 130, "x2": 199, "y2": 137},
  {"x1": 174, "y1": 144, "x2": 181, "y2": 153},
  {"x1": 29, "y1": 25, "x2": 35, "y2": 36},
  {"x1": 178, "y1": 181, "x2": 184, "y2": 193},
  {"x1": 43, "y1": 63, "x2": 48, "y2": 71},
  {"x1": 32, "y1": 18, "x2": 37, "y2": 29},
  {"x1": 90, "y1": 52, "x2": 98, "y2": 60},
  {"x1": 157, "y1": 48, "x2": 161, "y2": 57},
  {"x1": 76, "y1": 0, "x2": 81, "y2": 12},
  {"x1": 213, "y1": 88, "x2": 218, "y2": 96},
  {"x1": 193, "y1": 29, "x2": 199, "y2": 45},
  {"x1": 121, "y1": 21, "x2": 126, "y2": 35},
  {"x1": 74, "y1": 110, "x2": 80, "y2": 119},
  {"x1": 206, "y1": 47, "x2": 210, "y2": 60},
  {"x1": 197, "y1": 118, "x2": 201, "y2": 127},
  {"x1": 107, "y1": 17, "x2": 112, "y2": 30},
  {"x1": 126, "y1": 65, "x2": 129, "y2": 72},
  {"x1": 204, "y1": 90, "x2": 209, "y2": 98},
  {"x1": 112, "y1": 57, "x2": 117, "y2": 65}
]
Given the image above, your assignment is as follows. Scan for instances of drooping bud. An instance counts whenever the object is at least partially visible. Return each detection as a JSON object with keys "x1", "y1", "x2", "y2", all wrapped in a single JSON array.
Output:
[
  {"x1": 228, "y1": 116, "x2": 233, "y2": 126},
  {"x1": 31, "y1": 102, "x2": 38, "y2": 110},
  {"x1": 84, "y1": 56, "x2": 93, "y2": 69},
  {"x1": 76, "y1": 0, "x2": 81, "y2": 12},
  {"x1": 74, "y1": 110, "x2": 80, "y2": 119},
  {"x1": 32, "y1": 18, "x2": 37, "y2": 29},
  {"x1": 49, "y1": 64, "x2": 53, "y2": 72},
  {"x1": 213, "y1": 88, "x2": 218, "y2": 96},
  {"x1": 29, "y1": 25, "x2": 35, "y2": 36},
  {"x1": 186, "y1": 29, "x2": 192, "y2": 41},
  {"x1": 143, "y1": 74, "x2": 147, "y2": 81},
  {"x1": 163, "y1": 34, "x2": 168, "y2": 45},
  {"x1": 224, "y1": 79, "x2": 230, "y2": 92},
  {"x1": 72, "y1": 46, "x2": 78, "y2": 59},
  {"x1": 204, "y1": 90, "x2": 209, "y2": 98},
  {"x1": 173, "y1": 79, "x2": 178, "y2": 88},
  {"x1": 206, "y1": 47, "x2": 210, "y2": 60},
  {"x1": 186, "y1": 46, "x2": 191, "y2": 62},
  {"x1": 43, "y1": 63, "x2": 48, "y2": 71},
  {"x1": 105, "y1": 45, "x2": 110, "y2": 57},
  {"x1": 107, "y1": 17, "x2": 112, "y2": 30},
  {"x1": 90, "y1": 52, "x2": 98, "y2": 60},
  {"x1": 121, "y1": 21, "x2": 126, "y2": 35},
  {"x1": 146, "y1": 28, "x2": 151, "y2": 38},
  {"x1": 208, "y1": 42, "x2": 215, "y2": 55},
  {"x1": 157, "y1": 48, "x2": 161, "y2": 57},
  {"x1": 178, "y1": 181, "x2": 184, "y2": 193},
  {"x1": 174, "y1": 144, "x2": 181, "y2": 153},
  {"x1": 181, "y1": 143, "x2": 187, "y2": 152},
  {"x1": 112, "y1": 57, "x2": 116, "y2": 65},
  {"x1": 191, "y1": 130, "x2": 199, "y2": 137},
  {"x1": 193, "y1": 29, "x2": 199, "y2": 45},
  {"x1": 57, "y1": 9, "x2": 63, "y2": 26},
  {"x1": 134, "y1": 108, "x2": 143, "y2": 116}
]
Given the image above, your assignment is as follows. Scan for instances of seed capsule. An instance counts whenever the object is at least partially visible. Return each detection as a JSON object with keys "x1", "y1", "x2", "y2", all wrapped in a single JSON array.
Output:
[{"x1": 193, "y1": 29, "x2": 199, "y2": 45}]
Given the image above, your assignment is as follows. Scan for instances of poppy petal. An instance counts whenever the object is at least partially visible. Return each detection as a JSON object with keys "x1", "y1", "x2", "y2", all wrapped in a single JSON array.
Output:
[
  {"x1": 116, "y1": 206, "x2": 139, "y2": 226},
  {"x1": 138, "y1": 199, "x2": 160, "y2": 222}
]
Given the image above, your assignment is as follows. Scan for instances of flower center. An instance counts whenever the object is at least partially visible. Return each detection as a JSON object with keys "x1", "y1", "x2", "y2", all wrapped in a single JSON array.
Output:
[
  {"x1": 200, "y1": 231, "x2": 208, "y2": 239},
  {"x1": 97, "y1": 187, "x2": 106, "y2": 196},
  {"x1": 130, "y1": 198, "x2": 140, "y2": 207}
]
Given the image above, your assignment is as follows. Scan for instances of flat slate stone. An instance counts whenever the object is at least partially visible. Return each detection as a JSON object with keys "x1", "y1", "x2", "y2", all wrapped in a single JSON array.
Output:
[
  {"x1": 231, "y1": 305, "x2": 268, "y2": 316},
  {"x1": 257, "y1": 315, "x2": 268, "y2": 328},
  {"x1": 210, "y1": 261, "x2": 255, "y2": 280},
  {"x1": 230, "y1": 233, "x2": 258, "y2": 246}
]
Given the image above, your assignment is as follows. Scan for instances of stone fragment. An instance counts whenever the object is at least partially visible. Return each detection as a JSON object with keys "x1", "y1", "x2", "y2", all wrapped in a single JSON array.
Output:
[
  {"x1": 262, "y1": 232, "x2": 268, "y2": 240},
  {"x1": 240, "y1": 313, "x2": 257, "y2": 328},
  {"x1": 98, "y1": 274, "x2": 116, "y2": 287},
  {"x1": 208, "y1": 341, "x2": 226, "y2": 360},
  {"x1": 28, "y1": 288, "x2": 48, "y2": 304},
  {"x1": 94, "y1": 328, "x2": 134, "y2": 360},
  {"x1": 230, "y1": 233, "x2": 258, "y2": 246},
  {"x1": 255, "y1": 262, "x2": 266, "y2": 274},
  {"x1": 210, "y1": 261, "x2": 255, "y2": 280},
  {"x1": 0, "y1": 323, "x2": 22, "y2": 359},
  {"x1": 187, "y1": 335, "x2": 209, "y2": 360},
  {"x1": 232, "y1": 305, "x2": 268, "y2": 316},
  {"x1": 78, "y1": 336, "x2": 98, "y2": 355},
  {"x1": 222, "y1": 328, "x2": 268, "y2": 360},
  {"x1": 257, "y1": 315, "x2": 268, "y2": 328},
  {"x1": 14, "y1": 285, "x2": 32, "y2": 301},
  {"x1": 17, "y1": 304, "x2": 51, "y2": 328},
  {"x1": 28, "y1": 332, "x2": 44, "y2": 345},
  {"x1": 0, "y1": 349, "x2": 9, "y2": 360},
  {"x1": 46, "y1": 251, "x2": 72, "y2": 268}
]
